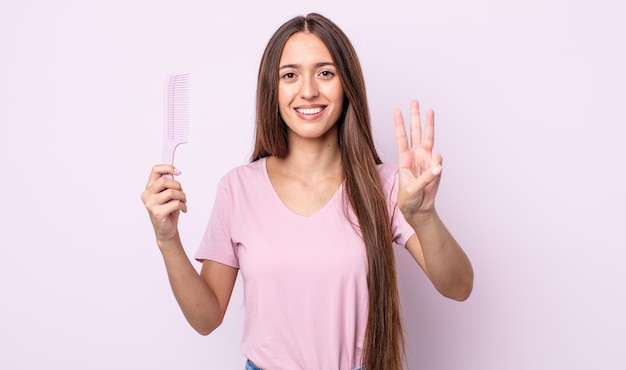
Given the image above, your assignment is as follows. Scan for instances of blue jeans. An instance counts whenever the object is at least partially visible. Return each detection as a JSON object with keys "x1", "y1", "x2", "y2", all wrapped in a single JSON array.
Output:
[
  {"x1": 246, "y1": 359, "x2": 364, "y2": 370},
  {"x1": 245, "y1": 360, "x2": 261, "y2": 370}
]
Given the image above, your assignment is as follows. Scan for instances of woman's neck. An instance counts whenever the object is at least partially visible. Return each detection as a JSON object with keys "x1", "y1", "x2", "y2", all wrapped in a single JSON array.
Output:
[
  {"x1": 274, "y1": 144, "x2": 341, "y2": 179},
  {"x1": 276, "y1": 128, "x2": 343, "y2": 180}
]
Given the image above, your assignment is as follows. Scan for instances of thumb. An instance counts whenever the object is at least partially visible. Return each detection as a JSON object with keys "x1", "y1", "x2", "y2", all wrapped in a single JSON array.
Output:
[{"x1": 405, "y1": 164, "x2": 442, "y2": 195}]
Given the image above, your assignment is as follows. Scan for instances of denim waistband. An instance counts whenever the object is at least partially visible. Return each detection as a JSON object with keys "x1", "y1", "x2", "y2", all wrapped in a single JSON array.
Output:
[
  {"x1": 245, "y1": 360, "x2": 261, "y2": 370},
  {"x1": 246, "y1": 359, "x2": 365, "y2": 370}
]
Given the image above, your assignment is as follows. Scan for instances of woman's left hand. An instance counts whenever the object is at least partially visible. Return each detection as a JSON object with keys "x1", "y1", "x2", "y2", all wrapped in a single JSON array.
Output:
[{"x1": 394, "y1": 100, "x2": 443, "y2": 220}]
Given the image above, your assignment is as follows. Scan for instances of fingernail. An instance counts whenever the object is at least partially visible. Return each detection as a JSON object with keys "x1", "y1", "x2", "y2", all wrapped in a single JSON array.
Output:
[
  {"x1": 431, "y1": 165, "x2": 443, "y2": 175},
  {"x1": 174, "y1": 168, "x2": 182, "y2": 175}
]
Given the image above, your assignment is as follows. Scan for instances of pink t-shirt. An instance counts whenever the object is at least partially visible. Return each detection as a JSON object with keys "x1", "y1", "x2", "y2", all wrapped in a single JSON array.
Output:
[{"x1": 195, "y1": 158, "x2": 414, "y2": 370}]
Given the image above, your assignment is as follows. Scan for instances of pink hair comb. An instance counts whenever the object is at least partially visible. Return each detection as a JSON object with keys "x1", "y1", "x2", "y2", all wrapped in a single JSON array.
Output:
[{"x1": 161, "y1": 73, "x2": 190, "y2": 178}]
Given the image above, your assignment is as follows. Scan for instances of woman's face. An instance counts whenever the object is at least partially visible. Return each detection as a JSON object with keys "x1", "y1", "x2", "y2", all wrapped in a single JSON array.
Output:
[{"x1": 277, "y1": 32, "x2": 344, "y2": 145}]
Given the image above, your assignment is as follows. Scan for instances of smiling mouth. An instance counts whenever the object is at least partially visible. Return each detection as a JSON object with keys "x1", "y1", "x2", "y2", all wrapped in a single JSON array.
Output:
[{"x1": 295, "y1": 107, "x2": 324, "y2": 115}]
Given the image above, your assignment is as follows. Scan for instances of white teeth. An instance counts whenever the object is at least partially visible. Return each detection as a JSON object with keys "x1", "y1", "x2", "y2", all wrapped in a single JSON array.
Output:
[{"x1": 296, "y1": 107, "x2": 323, "y2": 115}]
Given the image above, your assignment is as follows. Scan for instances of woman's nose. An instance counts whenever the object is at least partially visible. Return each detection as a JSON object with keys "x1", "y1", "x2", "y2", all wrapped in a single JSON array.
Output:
[{"x1": 299, "y1": 74, "x2": 319, "y2": 99}]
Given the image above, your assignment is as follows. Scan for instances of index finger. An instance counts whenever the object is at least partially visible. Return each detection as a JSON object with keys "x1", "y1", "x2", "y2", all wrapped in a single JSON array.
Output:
[
  {"x1": 422, "y1": 108, "x2": 435, "y2": 151},
  {"x1": 146, "y1": 164, "x2": 181, "y2": 186}
]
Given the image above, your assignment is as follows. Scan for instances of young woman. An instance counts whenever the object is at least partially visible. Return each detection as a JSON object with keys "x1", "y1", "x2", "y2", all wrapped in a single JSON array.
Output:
[{"x1": 141, "y1": 13, "x2": 473, "y2": 370}]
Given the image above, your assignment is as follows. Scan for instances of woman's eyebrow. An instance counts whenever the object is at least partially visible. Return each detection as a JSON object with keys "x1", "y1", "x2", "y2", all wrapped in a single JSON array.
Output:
[{"x1": 279, "y1": 62, "x2": 335, "y2": 70}]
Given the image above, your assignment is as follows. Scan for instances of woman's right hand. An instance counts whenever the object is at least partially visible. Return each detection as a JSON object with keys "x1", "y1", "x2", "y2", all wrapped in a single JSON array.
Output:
[{"x1": 141, "y1": 165, "x2": 188, "y2": 246}]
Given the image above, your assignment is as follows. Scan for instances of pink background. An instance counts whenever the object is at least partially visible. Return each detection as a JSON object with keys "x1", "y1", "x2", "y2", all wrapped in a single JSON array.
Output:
[{"x1": 2, "y1": 0, "x2": 625, "y2": 369}]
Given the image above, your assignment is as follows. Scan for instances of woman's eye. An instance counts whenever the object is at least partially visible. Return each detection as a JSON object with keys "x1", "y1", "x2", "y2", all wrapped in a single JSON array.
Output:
[
  {"x1": 282, "y1": 72, "x2": 296, "y2": 79},
  {"x1": 319, "y1": 70, "x2": 335, "y2": 78}
]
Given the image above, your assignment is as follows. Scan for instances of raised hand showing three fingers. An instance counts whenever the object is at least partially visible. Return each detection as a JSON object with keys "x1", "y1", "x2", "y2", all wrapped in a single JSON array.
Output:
[{"x1": 394, "y1": 100, "x2": 443, "y2": 220}]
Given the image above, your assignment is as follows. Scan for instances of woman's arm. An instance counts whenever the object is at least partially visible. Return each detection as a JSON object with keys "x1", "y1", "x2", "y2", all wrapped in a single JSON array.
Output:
[
  {"x1": 160, "y1": 238, "x2": 238, "y2": 335},
  {"x1": 404, "y1": 213, "x2": 473, "y2": 301},
  {"x1": 393, "y1": 101, "x2": 474, "y2": 301},
  {"x1": 141, "y1": 165, "x2": 237, "y2": 334}
]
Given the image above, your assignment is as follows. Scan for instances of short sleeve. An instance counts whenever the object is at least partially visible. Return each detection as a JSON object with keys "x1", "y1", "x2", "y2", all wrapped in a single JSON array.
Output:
[
  {"x1": 380, "y1": 164, "x2": 416, "y2": 248},
  {"x1": 195, "y1": 175, "x2": 240, "y2": 268}
]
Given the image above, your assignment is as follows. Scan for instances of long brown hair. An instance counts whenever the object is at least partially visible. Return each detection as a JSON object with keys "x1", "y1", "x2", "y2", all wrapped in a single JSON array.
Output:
[{"x1": 251, "y1": 13, "x2": 404, "y2": 369}]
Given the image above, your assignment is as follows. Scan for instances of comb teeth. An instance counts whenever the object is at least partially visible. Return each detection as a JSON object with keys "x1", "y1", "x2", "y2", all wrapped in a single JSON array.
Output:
[
  {"x1": 162, "y1": 73, "x2": 190, "y2": 168},
  {"x1": 166, "y1": 73, "x2": 190, "y2": 142}
]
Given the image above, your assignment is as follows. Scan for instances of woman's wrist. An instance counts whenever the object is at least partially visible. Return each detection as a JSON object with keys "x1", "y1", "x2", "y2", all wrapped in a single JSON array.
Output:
[
  {"x1": 404, "y1": 208, "x2": 439, "y2": 231},
  {"x1": 157, "y1": 233, "x2": 183, "y2": 254}
]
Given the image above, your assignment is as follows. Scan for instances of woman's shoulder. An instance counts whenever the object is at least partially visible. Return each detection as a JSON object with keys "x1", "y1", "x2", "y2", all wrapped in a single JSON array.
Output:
[
  {"x1": 376, "y1": 162, "x2": 399, "y2": 184},
  {"x1": 219, "y1": 158, "x2": 266, "y2": 184}
]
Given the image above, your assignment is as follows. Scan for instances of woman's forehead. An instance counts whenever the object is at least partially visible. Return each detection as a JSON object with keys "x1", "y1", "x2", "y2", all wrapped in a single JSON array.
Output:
[{"x1": 279, "y1": 32, "x2": 333, "y2": 66}]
